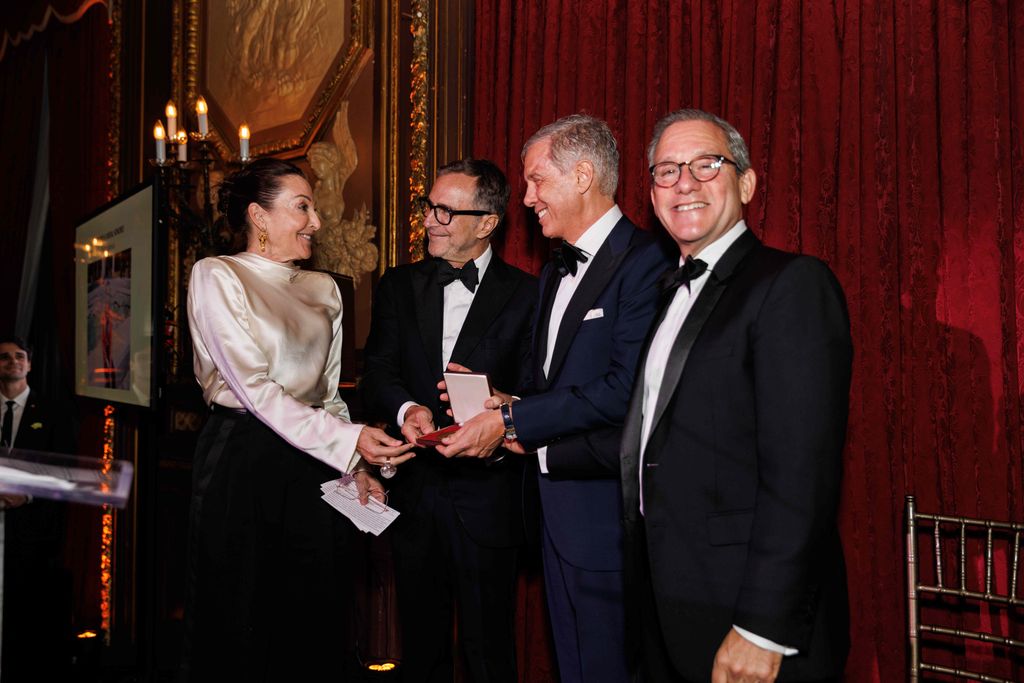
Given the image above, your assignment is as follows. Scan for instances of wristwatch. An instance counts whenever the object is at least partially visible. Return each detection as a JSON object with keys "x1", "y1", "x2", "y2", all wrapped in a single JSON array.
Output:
[{"x1": 500, "y1": 402, "x2": 517, "y2": 441}]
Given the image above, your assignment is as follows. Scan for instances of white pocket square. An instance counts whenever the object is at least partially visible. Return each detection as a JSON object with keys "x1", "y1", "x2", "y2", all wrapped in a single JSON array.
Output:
[{"x1": 583, "y1": 308, "x2": 604, "y2": 321}]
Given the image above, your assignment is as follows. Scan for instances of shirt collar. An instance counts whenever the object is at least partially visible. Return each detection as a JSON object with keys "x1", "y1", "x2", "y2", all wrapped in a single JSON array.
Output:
[
  {"x1": 473, "y1": 245, "x2": 493, "y2": 281},
  {"x1": 682, "y1": 220, "x2": 748, "y2": 271},
  {"x1": 573, "y1": 205, "x2": 623, "y2": 257},
  {"x1": 1, "y1": 386, "x2": 30, "y2": 407}
]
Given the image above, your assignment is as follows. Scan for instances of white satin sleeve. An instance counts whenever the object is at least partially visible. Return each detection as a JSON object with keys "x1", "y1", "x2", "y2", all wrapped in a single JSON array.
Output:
[
  {"x1": 188, "y1": 259, "x2": 362, "y2": 472},
  {"x1": 322, "y1": 286, "x2": 353, "y2": 424}
]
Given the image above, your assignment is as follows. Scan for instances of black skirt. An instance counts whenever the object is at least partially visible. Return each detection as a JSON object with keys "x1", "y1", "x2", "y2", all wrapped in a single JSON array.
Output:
[{"x1": 179, "y1": 409, "x2": 356, "y2": 681}]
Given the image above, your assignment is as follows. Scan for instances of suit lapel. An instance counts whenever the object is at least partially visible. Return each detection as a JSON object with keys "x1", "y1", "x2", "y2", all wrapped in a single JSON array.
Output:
[
  {"x1": 411, "y1": 261, "x2": 445, "y2": 375},
  {"x1": 14, "y1": 392, "x2": 42, "y2": 450},
  {"x1": 532, "y1": 264, "x2": 561, "y2": 390},
  {"x1": 619, "y1": 306, "x2": 663, "y2": 518},
  {"x1": 449, "y1": 257, "x2": 517, "y2": 365},
  {"x1": 546, "y1": 218, "x2": 636, "y2": 383},
  {"x1": 646, "y1": 230, "x2": 760, "y2": 444}
]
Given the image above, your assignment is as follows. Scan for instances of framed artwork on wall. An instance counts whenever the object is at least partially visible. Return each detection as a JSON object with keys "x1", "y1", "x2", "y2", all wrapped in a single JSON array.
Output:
[{"x1": 74, "y1": 184, "x2": 154, "y2": 407}]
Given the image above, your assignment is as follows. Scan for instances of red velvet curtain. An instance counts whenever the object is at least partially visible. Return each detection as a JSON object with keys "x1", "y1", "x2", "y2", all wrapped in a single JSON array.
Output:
[{"x1": 473, "y1": 1, "x2": 1024, "y2": 679}]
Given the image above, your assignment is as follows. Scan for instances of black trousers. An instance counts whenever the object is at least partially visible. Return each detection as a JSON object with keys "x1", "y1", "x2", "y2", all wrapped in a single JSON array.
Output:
[
  {"x1": 390, "y1": 474, "x2": 518, "y2": 683},
  {"x1": 179, "y1": 411, "x2": 356, "y2": 682}
]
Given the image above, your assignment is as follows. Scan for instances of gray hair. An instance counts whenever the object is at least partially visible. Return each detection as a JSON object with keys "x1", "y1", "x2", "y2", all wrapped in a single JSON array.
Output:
[
  {"x1": 646, "y1": 109, "x2": 751, "y2": 173},
  {"x1": 521, "y1": 114, "x2": 620, "y2": 197}
]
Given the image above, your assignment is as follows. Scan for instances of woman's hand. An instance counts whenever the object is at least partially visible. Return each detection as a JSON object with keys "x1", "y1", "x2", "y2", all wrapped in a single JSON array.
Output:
[
  {"x1": 356, "y1": 425, "x2": 416, "y2": 467},
  {"x1": 352, "y1": 470, "x2": 387, "y2": 505}
]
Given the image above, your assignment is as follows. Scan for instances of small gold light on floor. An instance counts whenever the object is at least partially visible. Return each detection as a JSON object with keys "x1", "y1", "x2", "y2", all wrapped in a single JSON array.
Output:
[
  {"x1": 77, "y1": 630, "x2": 98, "y2": 639},
  {"x1": 366, "y1": 661, "x2": 398, "y2": 672}
]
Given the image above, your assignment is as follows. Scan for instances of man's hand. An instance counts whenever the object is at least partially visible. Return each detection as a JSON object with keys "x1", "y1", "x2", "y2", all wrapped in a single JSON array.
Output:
[
  {"x1": 400, "y1": 404, "x2": 435, "y2": 443},
  {"x1": 352, "y1": 470, "x2": 387, "y2": 505},
  {"x1": 438, "y1": 362, "x2": 514, "y2": 417},
  {"x1": 711, "y1": 628, "x2": 783, "y2": 683},
  {"x1": 356, "y1": 425, "x2": 416, "y2": 467},
  {"x1": 436, "y1": 408, "x2": 505, "y2": 458},
  {"x1": 503, "y1": 439, "x2": 528, "y2": 455}
]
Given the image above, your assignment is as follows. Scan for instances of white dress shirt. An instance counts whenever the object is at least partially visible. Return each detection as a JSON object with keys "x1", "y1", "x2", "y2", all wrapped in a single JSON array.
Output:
[
  {"x1": 537, "y1": 205, "x2": 622, "y2": 473},
  {"x1": 639, "y1": 221, "x2": 746, "y2": 466},
  {"x1": 0, "y1": 386, "x2": 30, "y2": 447},
  {"x1": 398, "y1": 247, "x2": 493, "y2": 427},
  {"x1": 636, "y1": 220, "x2": 797, "y2": 656}
]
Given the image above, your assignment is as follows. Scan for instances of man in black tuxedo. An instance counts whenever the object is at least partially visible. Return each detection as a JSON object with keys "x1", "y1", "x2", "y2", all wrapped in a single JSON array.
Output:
[
  {"x1": 619, "y1": 109, "x2": 852, "y2": 683},
  {"x1": 441, "y1": 115, "x2": 673, "y2": 683},
  {"x1": 0, "y1": 335, "x2": 75, "y2": 680},
  {"x1": 360, "y1": 159, "x2": 536, "y2": 682}
]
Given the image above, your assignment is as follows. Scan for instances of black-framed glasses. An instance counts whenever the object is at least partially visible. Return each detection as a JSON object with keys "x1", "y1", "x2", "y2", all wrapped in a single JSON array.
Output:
[
  {"x1": 416, "y1": 196, "x2": 491, "y2": 226},
  {"x1": 649, "y1": 155, "x2": 739, "y2": 187}
]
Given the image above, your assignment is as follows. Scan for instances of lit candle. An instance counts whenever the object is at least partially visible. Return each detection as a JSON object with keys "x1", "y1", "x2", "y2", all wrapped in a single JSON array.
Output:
[
  {"x1": 177, "y1": 130, "x2": 188, "y2": 161},
  {"x1": 154, "y1": 120, "x2": 166, "y2": 163},
  {"x1": 239, "y1": 123, "x2": 251, "y2": 161},
  {"x1": 195, "y1": 97, "x2": 209, "y2": 137},
  {"x1": 165, "y1": 101, "x2": 177, "y2": 138}
]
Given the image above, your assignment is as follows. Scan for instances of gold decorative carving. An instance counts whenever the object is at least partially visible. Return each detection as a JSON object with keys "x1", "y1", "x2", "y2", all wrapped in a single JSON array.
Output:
[
  {"x1": 377, "y1": 0, "x2": 401, "y2": 272},
  {"x1": 408, "y1": 0, "x2": 429, "y2": 262},
  {"x1": 309, "y1": 103, "x2": 378, "y2": 286}
]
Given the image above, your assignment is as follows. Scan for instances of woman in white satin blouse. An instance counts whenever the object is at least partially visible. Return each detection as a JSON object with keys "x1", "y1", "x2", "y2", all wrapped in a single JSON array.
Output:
[{"x1": 180, "y1": 158, "x2": 414, "y2": 680}]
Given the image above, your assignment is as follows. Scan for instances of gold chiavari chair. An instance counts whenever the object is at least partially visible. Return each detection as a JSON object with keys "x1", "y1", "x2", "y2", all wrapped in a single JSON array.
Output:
[{"x1": 906, "y1": 495, "x2": 1024, "y2": 682}]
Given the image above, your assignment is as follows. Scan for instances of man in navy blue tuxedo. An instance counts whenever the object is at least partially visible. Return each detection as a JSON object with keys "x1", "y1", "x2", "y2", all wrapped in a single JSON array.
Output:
[
  {"x1": 440, "y1": 115, "x2": 673, "y2": 683},
  {"x1": 619, "y1": 110, "x2": 852, "y2": 682},
  {"x1": 361, "y1": 160, "x2": 537, "y2": 682}
]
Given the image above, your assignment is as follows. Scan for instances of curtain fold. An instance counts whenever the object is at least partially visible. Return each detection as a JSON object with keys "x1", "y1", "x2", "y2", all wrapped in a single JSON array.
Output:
[
  {"x1": 16, "y1": 57, "x2": 51, "y2": 339},
  {"x1": 0, "y1": 40, "x2": 45, "y2": 334},
  {"x1": 473, "y1": 0, "x2": 1024, "y2": 679}
]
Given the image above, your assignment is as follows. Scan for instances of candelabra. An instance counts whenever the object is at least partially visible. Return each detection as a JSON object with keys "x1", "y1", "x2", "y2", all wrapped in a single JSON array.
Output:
[
  {"x1": 149, "y1": 97, "x2": 250, "y2": 380},
  {"x1": 150, "y1": 98, "x2": 253, "y2": 249}
]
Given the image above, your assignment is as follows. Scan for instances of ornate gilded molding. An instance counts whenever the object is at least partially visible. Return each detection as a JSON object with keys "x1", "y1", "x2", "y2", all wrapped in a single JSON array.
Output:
[
  {"x1": 105, "y1": 0, "x2": 121, "y2": 199},
  {"x1": 378, "y1": 0, "x2": 401, "y2": 272},
  {"x1": 408, "y1": 0, "x2": 430, "y2": 262},
  {"x1": 99, "y1": 405, "x2": 115, "y2": 642}
]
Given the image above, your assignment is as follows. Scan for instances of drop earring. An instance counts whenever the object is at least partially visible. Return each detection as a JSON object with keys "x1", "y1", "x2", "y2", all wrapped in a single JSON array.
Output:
[{"x1": 258, "y1": 227, "x2": 268, "y2": 252}]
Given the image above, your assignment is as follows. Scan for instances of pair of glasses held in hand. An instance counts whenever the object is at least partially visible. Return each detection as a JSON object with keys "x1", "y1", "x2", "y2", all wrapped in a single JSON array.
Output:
[{"x1": 337, "y1": 475, "x2": 389, "y2": 512}]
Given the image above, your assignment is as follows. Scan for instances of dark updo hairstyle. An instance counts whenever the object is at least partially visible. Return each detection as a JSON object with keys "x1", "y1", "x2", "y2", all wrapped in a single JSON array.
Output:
[{"x1": 216, "y1": 158, "x2": 306, "y2": 253}]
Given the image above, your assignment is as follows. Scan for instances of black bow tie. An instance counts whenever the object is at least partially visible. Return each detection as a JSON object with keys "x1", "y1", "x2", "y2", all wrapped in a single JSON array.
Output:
[
  {"x1": 553, "y1": 240, "x2": 589, "y2": 277},
  {"x1": 437, "y1": 259, "x2": 479, "y2": 293},
  {"x1": 659, "y1": 256, "x2": 709, "y2": 292}
]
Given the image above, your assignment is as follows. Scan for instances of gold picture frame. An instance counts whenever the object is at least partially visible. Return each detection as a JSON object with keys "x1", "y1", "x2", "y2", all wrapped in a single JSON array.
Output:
[{"x1": 173, "y1": 0, "x2": 372, "y2": 161}]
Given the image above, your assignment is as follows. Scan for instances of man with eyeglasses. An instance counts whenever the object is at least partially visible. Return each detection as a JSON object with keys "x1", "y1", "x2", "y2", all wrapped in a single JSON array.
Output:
[
  {"x1": 361, "y1": 158, "x2": 536, "y2": 682},
  {"x1": 439, "y1": 114, "x2": 674, "y2": 683},
  {"x1": 619, "y1": 109, "x2": 852, "y2": 683}
]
